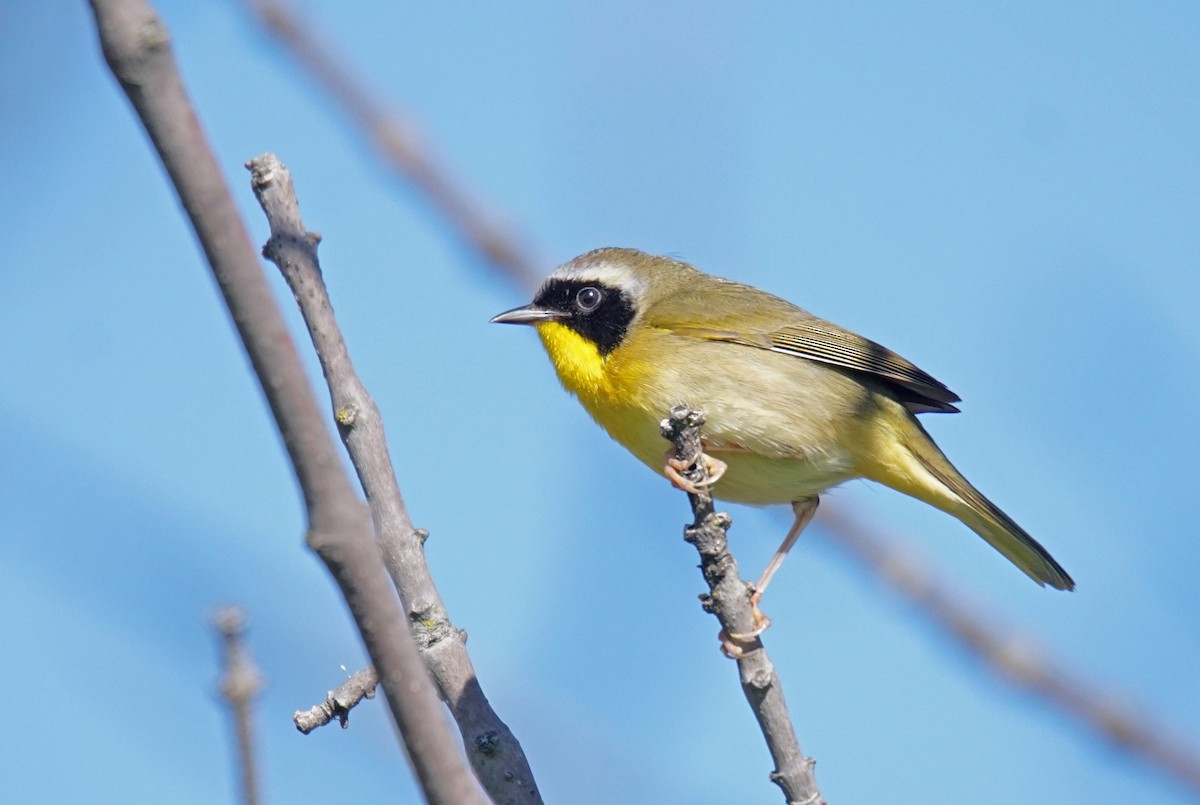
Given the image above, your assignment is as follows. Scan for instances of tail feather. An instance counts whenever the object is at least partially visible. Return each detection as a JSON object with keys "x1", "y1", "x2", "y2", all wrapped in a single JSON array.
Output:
[{"x1": 865, "y1": 412, "x2": 1075, "y2": 591}]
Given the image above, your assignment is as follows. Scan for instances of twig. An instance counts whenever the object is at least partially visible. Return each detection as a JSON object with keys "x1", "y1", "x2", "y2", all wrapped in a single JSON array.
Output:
[
  {"x1": 245, "y1": 0, "x2": 542, "y2": 291},
  {"x1": 88, "y1": 4, "x2": 486, "y2": 803},
  {"x1": 213, "y1": 607, "x2": 262, "y2": 805},
  {"x1": 819, "y1": 507, "x2": 1200, "y2": 798},
  {"x1": 661, "y1": 406, "x2": 827, "y2": 805},
  {"x1": 249, "y1": 154, "x2": 542, "y2": 804},
  {"x1": 294, "y1": 666, "x2": 378, "y2": 734}
]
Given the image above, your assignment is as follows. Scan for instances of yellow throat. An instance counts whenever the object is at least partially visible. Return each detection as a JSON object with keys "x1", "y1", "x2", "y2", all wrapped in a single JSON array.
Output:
[
  {"x1": 533, "y1": 320, "x2": 657, "y2": 457},
  {"x1": 535, "y1": 321, "x2": 610, "y2": 400}
]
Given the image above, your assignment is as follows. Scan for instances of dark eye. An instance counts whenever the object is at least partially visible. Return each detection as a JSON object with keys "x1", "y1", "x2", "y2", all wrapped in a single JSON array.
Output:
[{"x1": 576, "y1": 286, "x2": 603, "y2": 312}]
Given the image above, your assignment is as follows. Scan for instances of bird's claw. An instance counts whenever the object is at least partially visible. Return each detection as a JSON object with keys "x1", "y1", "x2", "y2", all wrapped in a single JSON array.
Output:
[
  {"x1": 664, "y1": 451, "x2": 727, "y2": 494},
  {"x1": 718, "y1": 590, "x2": 772, "y2": 659}
]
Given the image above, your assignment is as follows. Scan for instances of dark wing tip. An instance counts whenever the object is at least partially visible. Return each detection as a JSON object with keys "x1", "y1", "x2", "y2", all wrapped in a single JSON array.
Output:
[
  {"x1": 669, "y1": 322, "x2": 963, "y2": 413},
  {"x1": 768, "y1": 325, "x2": 962, "y2": 414}
]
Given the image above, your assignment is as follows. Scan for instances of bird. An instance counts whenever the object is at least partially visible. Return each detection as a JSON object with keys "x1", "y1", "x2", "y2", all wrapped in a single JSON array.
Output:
[{"x1": 491, "y1": 247, "x2": 1074, "y2": 636}]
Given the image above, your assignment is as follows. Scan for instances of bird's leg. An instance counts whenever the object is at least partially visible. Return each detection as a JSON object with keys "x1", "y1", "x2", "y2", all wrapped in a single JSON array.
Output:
[
  {"x1": 724, "y1": 496, "x2": 820, "y2": 650},
  {"x1": 663, "y1": 448, "x2": 727, "y2": 494}
]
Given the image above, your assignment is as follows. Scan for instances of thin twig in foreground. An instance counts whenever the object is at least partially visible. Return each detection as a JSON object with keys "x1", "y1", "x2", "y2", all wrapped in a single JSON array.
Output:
[
  {"x1": 89, "y1": 4, "x2": 486, "y2": 802},
  {"x1": 819, "y1": 508, "x2": 1200, "y2": 798},
  {"x1": 661, "y1": 406, "x2": 827, "y2": 805},
  {"x1": 294, "y1": 666, "x2": 378, "y2": 734},
  {"x1": 213, "y1": 607, "x2": 262, "y2": 805},
  {"x1": 249, "y1": 154, "x2": 542, "y2": 804}
]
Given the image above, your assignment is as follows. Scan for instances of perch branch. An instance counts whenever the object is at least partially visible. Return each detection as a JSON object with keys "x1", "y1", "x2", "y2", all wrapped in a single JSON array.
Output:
[
  {"x1": 249, "y1": 154, "x2": 541, "y2": 803},
  {"x1": 661, "y1": 406, "x2": 826, "y2": 805},
  {"x1": 89, "y1": 3, "x2": 485, "y2": 802}
]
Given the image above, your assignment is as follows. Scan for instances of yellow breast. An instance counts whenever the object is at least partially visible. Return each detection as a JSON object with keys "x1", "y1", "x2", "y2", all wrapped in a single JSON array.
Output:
[
  {"x1": 533, "y1": 320, "x2": 861, "y2": 505},
  {"x1": 535, "y1": 321, "x2": 657, "y2": 446}
]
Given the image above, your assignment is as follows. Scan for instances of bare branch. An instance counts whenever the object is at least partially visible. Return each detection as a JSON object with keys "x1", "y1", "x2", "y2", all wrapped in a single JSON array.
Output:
[
  {"x1": 249, "y1": 154, "x2": 542, "y2": 803},
  {"x1": 294, "y1": 666, "x2": 378, "y2": 734},
  {"x1": 819, "y1": 508, "x2": 1200, "y2": 798},
  {"x1": 245, "y1": 0, "x2": 542, "y2": 291},
  {"x1": 213, "y1": 607, "x2": 263, "y2": 805},
  {"x1": 661, "y1": 407, "x2": 827, "y2": 805},
  {"x1": 88, "y1": 4, "x2": 486, "y2": 802}
]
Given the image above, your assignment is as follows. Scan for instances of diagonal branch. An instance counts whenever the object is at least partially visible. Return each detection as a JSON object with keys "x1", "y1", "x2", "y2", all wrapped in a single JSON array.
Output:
[
  {"x1": 246, "y1": 0, "x2": 542, "y2": 291},
  {"x1": 249, "y1": 154, "x2": 542, "y2": 804},
  {"x1": 89, "y1": 3, "x2": 486, "y2": 803},
  {"x1": 662, "y1": 407, "x2": 826, "y2": 805},
  {"x1": 819, "y1": 507, "x2": 1200, "y2": 798},
  {"x1": 294, "y1": 666, "x2": 378, "y2": 734}
]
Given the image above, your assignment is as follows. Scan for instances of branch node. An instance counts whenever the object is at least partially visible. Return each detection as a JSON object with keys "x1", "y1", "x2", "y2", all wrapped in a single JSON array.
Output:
[
  {"x1": 474, "y1": 730, "x2": 500, "y2": 756},
  {"x1": 139, "y1": 18, "x2": 169, "y2": 49},
  {"x1": 746, "y1": 665, "x2": 774, "y2": 691},
  {"x1": 335, "y1": 404, "x2": 359, "y2": 427},
  {"x1": 410, "y1": 606, "x2": 460, "y2": 649}
]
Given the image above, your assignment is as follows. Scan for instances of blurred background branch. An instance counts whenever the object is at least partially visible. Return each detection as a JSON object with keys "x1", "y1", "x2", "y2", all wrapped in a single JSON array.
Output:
[
  {"x1": 818, "y1": 507, "x2": 1200, "y2": 796},
  {"x1": 248, "y1": 0, "x2": 543, "y2": 292},
  {"x1": 213, "y1": 606, "x2": 263, "y2": 805}
]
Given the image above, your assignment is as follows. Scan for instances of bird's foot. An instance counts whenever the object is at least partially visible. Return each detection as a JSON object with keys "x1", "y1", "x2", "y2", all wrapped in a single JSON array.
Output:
[
  {"x1": 718, "y1": 589, "x2": 771, "y2": 659},
  {"x1": 663, "y1": 450, "x2": 727, "y2": 494}
]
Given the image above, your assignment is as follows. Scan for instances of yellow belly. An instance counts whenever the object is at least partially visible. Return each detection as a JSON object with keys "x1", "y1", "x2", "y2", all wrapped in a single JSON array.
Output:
[{"x1": 535, "y1": 321, "x2": 862, "y2": 505}]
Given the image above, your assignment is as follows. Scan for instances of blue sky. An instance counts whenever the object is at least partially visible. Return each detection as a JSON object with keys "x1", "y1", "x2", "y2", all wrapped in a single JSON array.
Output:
[{"x1": 3, "y1": 2, "x2": 1198, "y2": 803}]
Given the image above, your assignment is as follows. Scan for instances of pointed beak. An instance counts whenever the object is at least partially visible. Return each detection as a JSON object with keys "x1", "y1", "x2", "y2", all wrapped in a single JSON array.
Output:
[{"x1": 490, "y1": 304, "x2": 565, "y2": 326}]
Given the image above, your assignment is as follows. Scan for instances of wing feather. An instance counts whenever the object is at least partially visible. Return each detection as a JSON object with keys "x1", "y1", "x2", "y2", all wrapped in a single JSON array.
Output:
[{"x1": 671, "y1": 323, "x2": 961, "y2": 414}]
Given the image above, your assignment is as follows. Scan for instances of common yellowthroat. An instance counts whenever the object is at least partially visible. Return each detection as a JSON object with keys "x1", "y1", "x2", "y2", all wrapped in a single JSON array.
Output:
[{"x1": 492, "y1": 248, "x2": 1074, "y2": 604}]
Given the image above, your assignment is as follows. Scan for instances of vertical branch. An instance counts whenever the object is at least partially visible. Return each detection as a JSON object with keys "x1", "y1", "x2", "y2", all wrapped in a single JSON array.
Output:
[
  {"x1": 88, "y1": 3, "x2": 488, "y2": 803},
  {"x1": 661, "y1": 407, "x2": 827, "y2": 805},
  {"x1": 213, "y1": 607, "x2": 263, "y2": 805}
]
